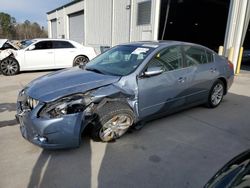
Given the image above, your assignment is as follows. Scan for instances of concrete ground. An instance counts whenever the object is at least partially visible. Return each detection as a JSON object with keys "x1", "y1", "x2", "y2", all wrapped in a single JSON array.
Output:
[{"x1": 0, "y1": 69, "x2": 250, "y2": 188}]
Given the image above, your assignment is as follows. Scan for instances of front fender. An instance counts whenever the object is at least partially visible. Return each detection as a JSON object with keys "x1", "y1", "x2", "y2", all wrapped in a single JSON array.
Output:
[
  {"x1": 0, "y1": 49, "x2": 15, "y2": 61},
  {"x1": 90, "y1": 84, "x2": 139, "y2": 121}
]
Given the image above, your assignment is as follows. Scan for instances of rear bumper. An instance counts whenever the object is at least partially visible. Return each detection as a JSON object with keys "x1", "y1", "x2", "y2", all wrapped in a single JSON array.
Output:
[
  {"x1": 227, "y1": 74, "x2": 234, "y2": 92},
  {"x1": 16, "y1": 102, "x2": 87, "y2": 149}
]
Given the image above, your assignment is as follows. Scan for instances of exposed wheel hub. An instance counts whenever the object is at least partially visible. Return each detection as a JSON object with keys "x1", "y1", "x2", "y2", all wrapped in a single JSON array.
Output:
[{"x1": 7, "y1": 65, "x2": 13, "y2": 69}]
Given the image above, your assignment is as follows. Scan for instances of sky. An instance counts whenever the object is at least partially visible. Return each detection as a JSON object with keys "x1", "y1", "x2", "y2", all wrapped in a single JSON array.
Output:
[{"x1": 0, "y1": 0, "x2": 71, "y2": 29}]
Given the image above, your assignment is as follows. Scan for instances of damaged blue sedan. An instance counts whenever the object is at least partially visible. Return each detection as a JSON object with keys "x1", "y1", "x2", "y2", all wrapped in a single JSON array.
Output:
[{"x1": 16, "y1": 41, "x2": 234, "y2": 149}]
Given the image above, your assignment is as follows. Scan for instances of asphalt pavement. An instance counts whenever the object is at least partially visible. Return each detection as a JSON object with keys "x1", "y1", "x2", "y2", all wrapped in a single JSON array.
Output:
[{"x1": 0, "y1": 70, "x2": 250, "y2": 188}]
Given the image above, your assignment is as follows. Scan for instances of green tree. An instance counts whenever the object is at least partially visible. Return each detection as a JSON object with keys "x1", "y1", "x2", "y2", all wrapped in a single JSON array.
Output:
[
  {"x1": 0, "y1": 12, "x2": 15, "y2": 38},
  {"x1": 0, "y1": 12, "x2": 47, "y2": 39}
]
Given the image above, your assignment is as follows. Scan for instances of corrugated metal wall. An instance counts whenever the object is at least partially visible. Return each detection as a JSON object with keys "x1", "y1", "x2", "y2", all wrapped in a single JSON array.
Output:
[
  {"x1": 85, "y1": 0, "x2": 113, "y2": 48},
  {"x1": 47, "y1": 0, "x2": 159, "y2": 51},
  {"x1": 84, "y1": 0, "x2": 158, "y2": 51},
  {"x1": 112, "y1": 0, "x2": 131, "y2": 45}
]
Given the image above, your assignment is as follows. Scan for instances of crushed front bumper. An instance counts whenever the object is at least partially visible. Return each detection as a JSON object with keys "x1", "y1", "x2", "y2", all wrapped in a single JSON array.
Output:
[{"x1": 16, "y1": 101, "x2": 88, "y2": 149}]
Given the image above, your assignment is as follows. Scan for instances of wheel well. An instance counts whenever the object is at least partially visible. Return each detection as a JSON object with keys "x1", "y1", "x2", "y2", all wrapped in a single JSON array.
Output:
[
  {"x1": 218, "y1": 77, "x2": 227, "y2": 95},
  {"x1": 83, "y1": 99, "x2": 135, "y2": 130},
  {"x1": 1, "y1": 56, "x2": 19, "y2": 65},
  {"x1": 96, "y1": 98, "x2": 132, "y2": 111},
  {"x1": 74, "y1": 55, "x2": 89, "y2": 61}
]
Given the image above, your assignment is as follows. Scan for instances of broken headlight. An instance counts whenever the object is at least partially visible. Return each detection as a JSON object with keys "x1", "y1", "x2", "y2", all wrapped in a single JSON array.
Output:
[{"x1": 39, "y1": 94, "x2": 92, "y2": 118}]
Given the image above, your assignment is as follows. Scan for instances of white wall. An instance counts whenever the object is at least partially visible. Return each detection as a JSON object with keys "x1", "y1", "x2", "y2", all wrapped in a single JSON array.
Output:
[{"x1": 85, "y1": 0, "x2": 113, "y2": 51}]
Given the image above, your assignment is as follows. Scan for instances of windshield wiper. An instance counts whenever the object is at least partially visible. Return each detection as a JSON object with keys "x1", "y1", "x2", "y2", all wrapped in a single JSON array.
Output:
[{"x1": 85, "y1": 67, "x2": 104, "y2": 74}]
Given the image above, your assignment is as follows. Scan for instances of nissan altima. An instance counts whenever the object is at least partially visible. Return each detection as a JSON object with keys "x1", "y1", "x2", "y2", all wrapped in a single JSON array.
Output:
[{"x1": 16, "y1": 41, "x2": 234, "y2": 149}]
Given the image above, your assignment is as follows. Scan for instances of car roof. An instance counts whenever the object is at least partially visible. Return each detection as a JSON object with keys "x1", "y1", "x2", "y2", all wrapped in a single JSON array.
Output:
[
  {"x1": 33, "y1": 38, "x2": 74, "y2": 42},
  {"x1": 121, "y1": 40, "x2": 212, "y2": 50},
  {"x1": 0, "y1": 39, "x2": 8, "y2": 48}
]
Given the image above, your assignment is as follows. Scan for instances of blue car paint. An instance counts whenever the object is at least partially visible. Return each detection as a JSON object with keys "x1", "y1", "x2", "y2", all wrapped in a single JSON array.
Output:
[
  {"x1": 16, "y1": 41, "x2": 234, "y2": 149},
  {"x1": 25, "y1": 67, "x2": 121, "y2": 102},
  {"x1": 17, "y1": 100, "x2": 85, "y2": 149}
]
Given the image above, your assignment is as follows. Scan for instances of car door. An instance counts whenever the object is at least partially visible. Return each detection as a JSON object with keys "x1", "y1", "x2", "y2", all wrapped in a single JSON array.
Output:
[
  {"x1": 137, "y1": 45, "x2": 189, "y2": 119},
  {"x1": 24, "y1": 41, "x2": 55, "y2": 69},
  {"x1": 53, "y1": 40, "x2": 76, "y2": 68},
  {"x1": 182, "y1": 45, "x2": 218, "y2": 104}
]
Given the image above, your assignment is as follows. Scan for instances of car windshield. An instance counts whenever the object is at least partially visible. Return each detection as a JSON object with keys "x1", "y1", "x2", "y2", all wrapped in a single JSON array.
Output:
[
  {"x1": 85, "y1": 45, "x2": 155, "y2": 76},
  {"x1": 20, "y1": 39, "x2": 36, "y2": 49}
]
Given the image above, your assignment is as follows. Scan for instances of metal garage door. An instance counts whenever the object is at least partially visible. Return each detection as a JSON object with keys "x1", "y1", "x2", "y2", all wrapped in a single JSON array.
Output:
[
  {"x1": 69, "y1": 11, "x2": 84, "y2": 43},
  {"x1": 51, "y1": 19, "x2": 57, "y2": 38}
]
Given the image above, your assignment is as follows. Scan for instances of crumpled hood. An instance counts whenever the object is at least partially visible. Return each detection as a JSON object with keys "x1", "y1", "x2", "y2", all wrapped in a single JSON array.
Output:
[
  {"x1": 0, "y1": 39, "x2": 8, "y2": 48},
  {"x1": 26, "y1": 67, "x2": 121, "y2": 102}
]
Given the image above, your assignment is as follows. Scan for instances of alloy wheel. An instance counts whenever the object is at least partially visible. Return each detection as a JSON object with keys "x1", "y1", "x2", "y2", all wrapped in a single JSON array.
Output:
[
  {"x1": 0, "y1": 58, "x2": 19, "y2": 76},
  {"x1": 99, "y1": 114, "x2": 133, "y2": 142},
  {"x1": 211, "y1": 83, "x2": 224, "y2": 106},
  {"x1": 74, "y1": 56, "x2": 89, "y2": 67}
]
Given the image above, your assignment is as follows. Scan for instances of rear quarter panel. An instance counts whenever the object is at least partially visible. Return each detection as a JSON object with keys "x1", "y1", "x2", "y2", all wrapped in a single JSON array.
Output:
[{"x1": 214, "y1": 54, "x2": 234, "y2": 90}]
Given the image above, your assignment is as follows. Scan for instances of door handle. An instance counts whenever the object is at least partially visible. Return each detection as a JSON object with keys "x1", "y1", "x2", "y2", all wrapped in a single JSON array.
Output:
[
  {"x1": 210, "y1": 68, "x2": 216, "y2": 73},
  {"x1": 178, "y1": 77, "x2": 186, "y2": 83}
]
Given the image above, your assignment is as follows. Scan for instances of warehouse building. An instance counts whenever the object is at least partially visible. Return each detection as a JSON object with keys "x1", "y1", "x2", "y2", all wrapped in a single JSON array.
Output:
[
  {"x1": 47, "y1": 0, "x2": 160, "y2": 53},
  {"x1": 47, "y1": 0, "x2": 250, "y2": 71}
]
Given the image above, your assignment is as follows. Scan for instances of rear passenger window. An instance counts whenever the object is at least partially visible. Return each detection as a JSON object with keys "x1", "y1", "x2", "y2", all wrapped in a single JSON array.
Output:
[
  {"x1": 206, "y1": 50, "x2": 214, "y2": 63},
  {"x1": 184, "y1": 46, "x2": 208, "y2": 66},
  {"x1": 53, "y1": 41, "x2": 74, "y2": 49},
  {"x1": 148, "y1": 46, "x2": 183, "y2": 71}
]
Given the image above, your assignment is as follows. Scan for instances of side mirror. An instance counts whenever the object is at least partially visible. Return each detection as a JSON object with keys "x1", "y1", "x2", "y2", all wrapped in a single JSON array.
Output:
[
  {"x1": 144, "y1": 66, "x2": 164, "y2": 77},
  {"x1": 27, "y1": 45, "x2": 35, "y2": 51}
]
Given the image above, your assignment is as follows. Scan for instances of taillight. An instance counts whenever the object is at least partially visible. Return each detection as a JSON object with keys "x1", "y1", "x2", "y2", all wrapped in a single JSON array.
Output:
[{"x1": 228, "y1": 60, "x2": 234, "y2": 70}]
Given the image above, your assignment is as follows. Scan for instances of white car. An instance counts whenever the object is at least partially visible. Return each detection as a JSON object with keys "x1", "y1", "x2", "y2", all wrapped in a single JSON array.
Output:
[{"x1": 0, "y1": 39, "x2": 97, "y2": 76}]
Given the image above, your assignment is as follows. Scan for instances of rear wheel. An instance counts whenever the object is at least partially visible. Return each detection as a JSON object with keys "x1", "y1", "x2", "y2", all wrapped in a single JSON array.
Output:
[
  {"x1": 0, "y1": 57, "x2": 20, "y2": 76},
  {"x1": 90, "y1": 102, "x2": 135, "y2": 142},
  {"x1": 73, "y1": 55, "x2": 89, "y2": 67},
  {"x1": 206, "y1": 80, "x2": 225, "y2": 108}
]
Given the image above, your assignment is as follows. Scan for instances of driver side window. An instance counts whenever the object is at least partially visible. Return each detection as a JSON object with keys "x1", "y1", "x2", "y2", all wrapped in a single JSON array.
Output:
[{"x1": 147, "y1": 46, "x2": 183, "y2": 72}]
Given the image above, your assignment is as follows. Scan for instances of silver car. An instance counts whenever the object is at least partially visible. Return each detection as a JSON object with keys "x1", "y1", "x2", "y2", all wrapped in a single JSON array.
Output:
[{"x1": 16, "y1": 41, "x2": 234, "y2": 149}]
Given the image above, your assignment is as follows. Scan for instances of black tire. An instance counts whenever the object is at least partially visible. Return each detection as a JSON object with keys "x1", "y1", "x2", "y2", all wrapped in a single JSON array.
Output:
[
  {"x1": 0, "y1": 57, "x2": 20, "y2": 76},
  {"x1": 206, "y1": 79, "x2": 225, "y2": 108},
  {"x1": 90, "y1": 102, "x2": 135, "y2": 142},
  {"x1": 73, "y1": 55, "x2": 89, "y2": 67}
]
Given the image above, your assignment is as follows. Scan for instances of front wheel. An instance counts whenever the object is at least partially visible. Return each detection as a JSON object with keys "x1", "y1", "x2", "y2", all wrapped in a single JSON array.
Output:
[
  {"x1": 206, "y1": 80, "x2": 225, "y2": 108},
  {"x1": 0, "y1": 57, "x2": 20, "y2": 76},
  {"x1": 73, "y1": 55, "x2": 89, "y2": 67},
  {"x1": 90, "y1": 102, "x2": 135, "y2": 142}
]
